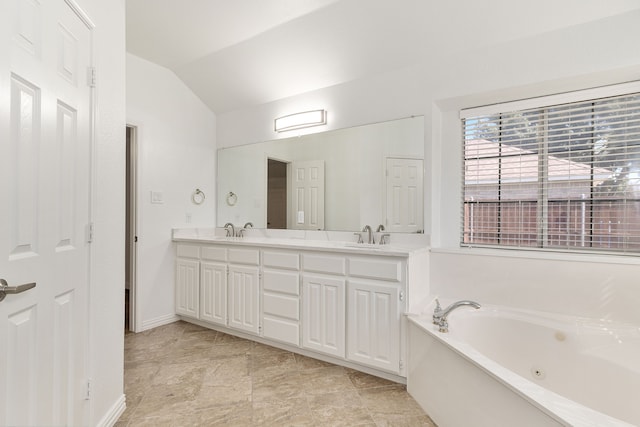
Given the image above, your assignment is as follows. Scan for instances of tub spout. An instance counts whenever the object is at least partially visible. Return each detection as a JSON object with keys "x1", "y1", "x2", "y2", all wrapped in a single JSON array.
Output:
[{"x1": 432, "y1": 298, "x2": 480, "y2": 333}]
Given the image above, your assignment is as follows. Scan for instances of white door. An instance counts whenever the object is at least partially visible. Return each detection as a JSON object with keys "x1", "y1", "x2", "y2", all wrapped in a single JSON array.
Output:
[
  {"x1": 200, "y1": 261, "x2": 227, "y2": 325},
  {"x1": 302, "y1": 274, "x2": 345, "y2": 358},
  {"x1": 0, "y1": 0, "x2": 93, "y2": 425},
  {"x1": 289, "y1": 160, "x2": 325, "y2": 230},
  {"x1": 347, "y1": 280, "x2": 400, "y2": 373},
  {"x1": 228, "y1": 265, "x2": 260, "y2": 335},
  {"x1": 385, "y1": 158, "x2": 424, "y2": 233}
]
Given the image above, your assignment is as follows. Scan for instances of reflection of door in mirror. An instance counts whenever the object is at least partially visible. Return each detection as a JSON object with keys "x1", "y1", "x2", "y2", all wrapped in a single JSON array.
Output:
[
  {"x1": 385, "y1": 158, "x2": 424, "y2": 233},
  {"x1": 289, "y1": 160, "x2": 325, "y2": 230},
  {"x1": 267, "y1": 159, "x2": 288, "y2": 229}
]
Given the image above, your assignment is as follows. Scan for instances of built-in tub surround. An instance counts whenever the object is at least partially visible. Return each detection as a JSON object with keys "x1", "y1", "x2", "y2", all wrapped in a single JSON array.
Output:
[
  {"x1": 408, "y1": 301, "x2": 639, "y2": 427},
  {"x1": 172, "y1": 227, "x2": 430, "y2": 382}
]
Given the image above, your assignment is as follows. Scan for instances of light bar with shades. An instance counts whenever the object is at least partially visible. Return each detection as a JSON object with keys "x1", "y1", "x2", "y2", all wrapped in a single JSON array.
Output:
[{"x1": 274, "y1": 109, "x2": 327, "y2": 132}]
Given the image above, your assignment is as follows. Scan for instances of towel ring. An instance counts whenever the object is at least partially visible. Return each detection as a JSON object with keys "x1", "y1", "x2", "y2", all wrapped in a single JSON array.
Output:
[
  {"x1": 226, "y1": 191, "x2": 237, "y2": 206},
  {"x1": 192, "y1": 189, "x2": 205, "y2": 205}
]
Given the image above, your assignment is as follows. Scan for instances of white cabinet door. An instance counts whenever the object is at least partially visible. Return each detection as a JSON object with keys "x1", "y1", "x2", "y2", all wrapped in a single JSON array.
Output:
[
  {"x1": 200, "y1": 261, "x2": 227, "y2": 326},
  {"x1": 176, "y1": 259, "x2": 199, "y2": 318},
  {"x1": 228, "y1": 265, "x2": 260, "y2": 335},
  {"x1": 302, "y1": 274, "x2": 345, "y2": 358},
  {"x1": 347, "y1": 280, "x2": 401, "y2": 373}
]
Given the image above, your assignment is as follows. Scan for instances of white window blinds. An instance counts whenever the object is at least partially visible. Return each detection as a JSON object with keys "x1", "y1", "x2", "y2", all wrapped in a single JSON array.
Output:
[{"x1": 461, "y1": 85, "x2": 640, "y2": 253}]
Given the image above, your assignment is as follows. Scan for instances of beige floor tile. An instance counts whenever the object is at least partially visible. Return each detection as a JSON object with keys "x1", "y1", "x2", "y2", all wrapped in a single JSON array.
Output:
[
  {"x1": 307, "y1": 390, "x2": 375, "y2": 426},
  {"x1": 358, "y1": 384, "x2": 426, "y2": 418},
  {"x1": 346, "y1": 369, "x2": 397, "y2": 389},
  {"x1": 252, "y1": 397, "x2": 315, "y2": 426},
  {"x1": 119, "y1": 321, "x2": 435, "y2": 426},
  {"x1": 372, "y1": 414, "x2": 439, "y2": 427},
  {"x1": 293, "y1": 353, "x2": 335, "y2": 370},
  {"x1": 299, "y1": 365, "x2": 357, "y2": 396},
  {"x1": 252, "y1": 370, "x2": 305, "y2": 402}
]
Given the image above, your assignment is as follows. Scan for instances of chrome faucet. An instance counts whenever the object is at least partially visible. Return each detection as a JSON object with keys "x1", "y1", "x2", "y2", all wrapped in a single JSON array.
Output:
[
  {"x1": 432, "y1": 298, "x2": 480, "y2": 333},
  {"x1": 223, "y1": 223, "x2": 235, "y2": 237},
  {"x1": 376, "y1": 224, "x2": 385, "y2": 232},
  {"x1": 243, "y1": 222, "x2": 253, "y2": 229},
  {"x1": 362, "y1": 225, "x2": 373, "y2": 244}
]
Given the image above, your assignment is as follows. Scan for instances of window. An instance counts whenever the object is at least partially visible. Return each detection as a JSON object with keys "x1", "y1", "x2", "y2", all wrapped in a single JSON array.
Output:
[{"x1": 461, "y1": 83, "x2": 640, "y2": 254}]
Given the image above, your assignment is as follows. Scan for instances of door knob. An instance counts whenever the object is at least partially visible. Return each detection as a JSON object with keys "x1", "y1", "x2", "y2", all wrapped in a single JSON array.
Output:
[{"x1": 0, "y1": 279, "x2": 36, "y2": 302}]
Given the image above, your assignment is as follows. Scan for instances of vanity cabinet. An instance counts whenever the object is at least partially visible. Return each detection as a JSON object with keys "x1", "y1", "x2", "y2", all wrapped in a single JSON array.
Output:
[
  {"x1": 227, "y1": 248, "x2": 260, "y2": 335},
  {"x1": 200, "y1": 246, "x2": 228, "y2": 325},
  {"x1": 200, "y1": 261, "x2": 227, "y2": 325},
  {"x1": 174, "y1": 237, "x2": 424, "y2": 380},
  {"x1": 347, "y1": 256, "x2": 403, "y2": 373},
  {"x1": 301, "y1": 253, "x2": 347, "y2": 358},
  {"x1": 262, "y1": 250, "x2": 301, "y2": 346},
  {"x1": 175, "y1": 245, "x2": 200, "y2": 318},
  {"x1": 347, "y1": 280, "x2": 401, "y2": 372}
]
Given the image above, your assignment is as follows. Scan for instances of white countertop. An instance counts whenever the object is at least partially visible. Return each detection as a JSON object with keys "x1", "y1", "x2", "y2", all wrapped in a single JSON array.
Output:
[{"x1": 172, "y1": 228, "x2": 429, "y2": 257}]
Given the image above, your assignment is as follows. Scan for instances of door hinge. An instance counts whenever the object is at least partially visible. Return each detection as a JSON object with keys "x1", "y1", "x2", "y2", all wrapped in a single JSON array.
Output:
[
  {"x1": 87, "y1": 223, "x2": 94, "y2": 243},
  {"x1": 399, "y1": 360, "x2": 404, "y2": 370},
  {"x1": 87, "y1": 67, "x2": 96, "y2": 87},
  {"x1": 85, "y1": 379, "x2": 92, "y2": 400},
  {"x1": 399, "y1": 291, "x2": 405, "y2": 302}
]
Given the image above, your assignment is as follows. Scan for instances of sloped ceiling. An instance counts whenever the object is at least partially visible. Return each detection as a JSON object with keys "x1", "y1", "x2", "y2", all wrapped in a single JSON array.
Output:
[{"x1": 126, "y1": 0, "x2": 640, "y2": 114}]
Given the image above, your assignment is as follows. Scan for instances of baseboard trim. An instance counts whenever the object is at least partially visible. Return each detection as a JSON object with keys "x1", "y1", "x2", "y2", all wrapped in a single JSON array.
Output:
[
  {"x1": 141, "y1": 313, "x2": 180, "y2": 331},
  {"x1": 96, "y1": 393, "x2": 126, "y2": 427}
]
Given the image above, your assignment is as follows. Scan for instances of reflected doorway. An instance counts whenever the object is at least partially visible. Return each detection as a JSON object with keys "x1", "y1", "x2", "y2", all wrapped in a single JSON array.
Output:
[{"x1": 267, "y1": 158, "x2": 287, "y2": 229}]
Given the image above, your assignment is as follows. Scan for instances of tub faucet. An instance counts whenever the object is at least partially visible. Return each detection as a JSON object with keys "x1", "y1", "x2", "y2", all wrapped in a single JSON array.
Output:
[
  {"x1": 362, "y1": 225, "x2": 373, "y2": 244},
  {"x1": 432, "y1": 298, "x2": 480, "y2": 333},
  {"x1": 223, "y1": 223, "x2": 235, "y2": 237}
]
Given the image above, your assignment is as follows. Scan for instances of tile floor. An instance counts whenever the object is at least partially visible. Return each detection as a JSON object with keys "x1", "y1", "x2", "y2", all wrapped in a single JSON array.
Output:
[{"x1": 116, "y1": 321, "x2": 437, "y2": 426}]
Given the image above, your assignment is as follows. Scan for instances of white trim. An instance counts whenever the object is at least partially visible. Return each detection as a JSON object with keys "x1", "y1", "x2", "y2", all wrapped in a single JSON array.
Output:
[
  {"x1": 141, "y1": 313, "x2": 180, "y2": 331},
  {"x1": 431, "y1": 246, "x2": 640, "y2": 266},
  {"x1": 95, "y1": 394, "x2": 126, "y2": 427},
  {"x1": 63, "y1": 0, "x2": 96, "y2": 29},
  {"x1": 460, "y1": 80, "x2": 640, "y2": 119}
]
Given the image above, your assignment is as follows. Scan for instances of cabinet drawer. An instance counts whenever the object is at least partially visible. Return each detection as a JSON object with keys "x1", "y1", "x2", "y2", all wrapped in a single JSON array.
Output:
[
  {"x1": 303, "y1": 254, "x2": 346, "y2": 275},
  {"x1": 262, "y1": 317, "x2": 299, "y2": 346},
  {"x1": 228, "y1": 248, "x2": 260, "y2": 265},
  {"x1": 201, "y1": 246, "x2": 226, "y2": 262},
  {"x1": 263, "y1": 270, "x2": 299, "y2": 295},
  {"x1": 349, "y1": 257, "x2": 402, "y2": 282},
  {"x1": 176, "y1": 244, "x2": 200, "y2": 259},
  {"x1": 263, "y1": 293, "x2": 299, "y2": 320},
  {"x1": 263, "y1": 250, "x2": 299, "y2": 270}
]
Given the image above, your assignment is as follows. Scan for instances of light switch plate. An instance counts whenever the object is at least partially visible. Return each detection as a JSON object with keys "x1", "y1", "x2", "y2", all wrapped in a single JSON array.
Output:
[{"x1": 150, "y1": 191, "x2": 164, "y2": 204}]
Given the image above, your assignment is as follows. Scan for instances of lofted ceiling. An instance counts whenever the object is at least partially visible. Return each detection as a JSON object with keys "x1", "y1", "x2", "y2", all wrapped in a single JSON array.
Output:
[{"x1": 126, "y1": 0, "x2": 640, "y2": 114}]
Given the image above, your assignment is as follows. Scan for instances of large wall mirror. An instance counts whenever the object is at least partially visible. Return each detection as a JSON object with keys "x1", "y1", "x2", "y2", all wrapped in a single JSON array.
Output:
[{"x1": 217, "y1": 116, "x2": 425, "y2": 233}]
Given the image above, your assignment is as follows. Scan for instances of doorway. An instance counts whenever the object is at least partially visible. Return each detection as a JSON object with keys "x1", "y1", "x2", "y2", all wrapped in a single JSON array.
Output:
[
  {"x1": 267, "y1": 158, "x2": 287, "y2": 229},
  {"x1": 126, "y1": 126, "x2": 138, "y2": 332}
]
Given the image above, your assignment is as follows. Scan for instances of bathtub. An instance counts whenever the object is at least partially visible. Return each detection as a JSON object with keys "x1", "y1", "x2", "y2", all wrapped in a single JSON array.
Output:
[{"x1": 407, "y1": 302, "x2": 640, "y2": 427}]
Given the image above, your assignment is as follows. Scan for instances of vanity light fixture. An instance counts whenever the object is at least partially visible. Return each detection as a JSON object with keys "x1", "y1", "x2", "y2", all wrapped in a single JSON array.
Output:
[{"x1": 274, "y1": 109, "x2": 327, "y2": 132}]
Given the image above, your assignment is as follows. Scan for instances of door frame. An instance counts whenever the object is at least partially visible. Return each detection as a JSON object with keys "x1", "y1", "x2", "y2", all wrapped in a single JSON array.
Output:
[{"x1": 126, "y1": 124, "x2": 140, "y2": 332}]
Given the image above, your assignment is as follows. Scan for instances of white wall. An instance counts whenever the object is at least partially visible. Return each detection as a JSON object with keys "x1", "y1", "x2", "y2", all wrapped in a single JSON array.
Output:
[
  {"x1": 126, "y1": 54, "x2": 216, "y2": 330},
  {"x1": 217, "y1": 10, "x2": 640, "y2": 321},
  {"x1": 75, "y1": 0, "x2": 126, "y2": 425}
]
